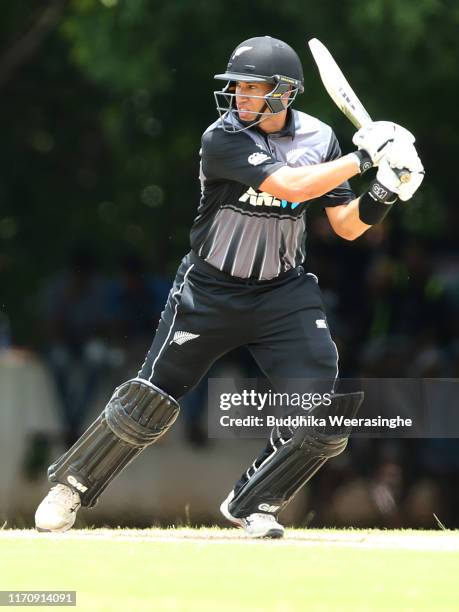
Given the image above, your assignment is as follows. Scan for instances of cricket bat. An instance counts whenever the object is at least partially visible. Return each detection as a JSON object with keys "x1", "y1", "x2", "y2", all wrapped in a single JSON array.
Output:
[{"x1": 308, "y1": 38, "x2": 410, "y2": 183}]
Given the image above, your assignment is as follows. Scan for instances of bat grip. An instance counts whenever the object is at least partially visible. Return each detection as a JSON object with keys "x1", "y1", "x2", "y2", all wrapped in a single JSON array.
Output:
[{"x1": 396, "y1": 168, "x2": 411, "y2": 184}]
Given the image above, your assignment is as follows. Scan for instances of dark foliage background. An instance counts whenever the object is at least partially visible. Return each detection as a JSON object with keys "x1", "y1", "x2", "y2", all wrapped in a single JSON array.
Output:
[{"x1": 0, "y1": 0, "x2": 457, "y2": 344}]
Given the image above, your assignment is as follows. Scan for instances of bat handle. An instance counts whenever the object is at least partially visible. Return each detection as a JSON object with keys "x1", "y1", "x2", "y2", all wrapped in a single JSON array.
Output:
[{"x1": 397, "y1": 168, "x2": 411, "y2": 184}]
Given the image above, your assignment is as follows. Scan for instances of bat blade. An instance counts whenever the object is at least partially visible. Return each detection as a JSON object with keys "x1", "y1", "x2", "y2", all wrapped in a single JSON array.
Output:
[
  {"x1": 308, "y1": 38, "x2": 410, "y2": 183},
  {"x1": 308, "y1": 38, "x2": 371, "y2": 129}
]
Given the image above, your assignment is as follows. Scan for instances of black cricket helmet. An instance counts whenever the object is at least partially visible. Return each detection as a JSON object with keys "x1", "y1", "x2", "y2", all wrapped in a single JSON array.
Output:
[{"x1": 214, "y1": 36, "x2": 304, "y2": 133}]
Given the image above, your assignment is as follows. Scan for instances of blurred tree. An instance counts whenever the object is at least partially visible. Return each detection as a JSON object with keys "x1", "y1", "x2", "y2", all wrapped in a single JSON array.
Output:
[{"x1": 0, "y1": 0, "x2": 457, "y2": 343}]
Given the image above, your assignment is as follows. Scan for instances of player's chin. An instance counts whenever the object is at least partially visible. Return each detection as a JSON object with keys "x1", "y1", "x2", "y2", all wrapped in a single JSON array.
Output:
[{"x1": 237, "y1": 110, "x2": 257, "y2": 122}]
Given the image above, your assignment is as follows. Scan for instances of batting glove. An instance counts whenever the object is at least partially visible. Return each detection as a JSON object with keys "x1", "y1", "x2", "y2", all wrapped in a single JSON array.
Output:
[
  {"x1": 353, "y1": 121, "x2": 415, "y2": 166},
  {"x1": 386, "y1": 139, "x2": 424, "y2": 200},
  {"x1": 377, "y1": 140, "x2": 424, "y2": 201}
]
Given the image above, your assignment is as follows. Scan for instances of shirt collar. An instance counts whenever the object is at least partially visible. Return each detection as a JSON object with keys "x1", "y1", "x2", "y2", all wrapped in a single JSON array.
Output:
[{"x1": 255, "y1": 108, "x2": 297, "y2": 139}]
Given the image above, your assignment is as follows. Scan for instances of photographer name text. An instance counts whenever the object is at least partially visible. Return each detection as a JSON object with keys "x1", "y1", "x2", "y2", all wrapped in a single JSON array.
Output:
[{"x1": 220, "y1": 414, "x2": 413, "y2": 429}]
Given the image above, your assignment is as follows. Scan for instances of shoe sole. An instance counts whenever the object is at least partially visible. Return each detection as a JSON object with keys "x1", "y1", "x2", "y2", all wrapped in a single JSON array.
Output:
[
  {"x1": 35, "y1": 523, "x2": 73, "y2": 533},
  {"x1": 35, "y1": 512, "x2": 77, "y2": 533},
  {"x1": 261, "y1": 528, "x2": 284, "y2": 539}
]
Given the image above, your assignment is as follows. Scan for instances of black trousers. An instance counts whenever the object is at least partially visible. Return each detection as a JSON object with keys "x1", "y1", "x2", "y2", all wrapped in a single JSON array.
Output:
[
  {"x1": 138, "y1": 252, "x2": 339, "y2": 499},
  {"x1": 139, "y1": 251, "x2": 338, "y2": 396}
]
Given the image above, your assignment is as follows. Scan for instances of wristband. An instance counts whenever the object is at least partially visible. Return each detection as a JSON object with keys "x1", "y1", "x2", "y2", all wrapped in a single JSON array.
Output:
[
  {"x1": 352, "y1": 150, "x2": 373, "y2": 174},
  {"x1": 358, "y1": 179, "x2": 398, "y2": 225}
]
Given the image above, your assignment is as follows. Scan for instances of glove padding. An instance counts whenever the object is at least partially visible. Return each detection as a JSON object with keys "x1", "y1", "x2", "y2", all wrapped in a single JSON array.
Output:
[
  {"x1": 353, "y1": 121, "x2": 415, "y2": 166},
  {"x1": 377, "y1": 139, "x2": 424, "y2": 201}
]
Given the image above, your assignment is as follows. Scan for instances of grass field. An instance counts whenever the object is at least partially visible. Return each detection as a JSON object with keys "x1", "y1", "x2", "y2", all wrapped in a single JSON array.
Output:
[{"x1": 1, "y1": 528, "x2": 459, "y2": 611}]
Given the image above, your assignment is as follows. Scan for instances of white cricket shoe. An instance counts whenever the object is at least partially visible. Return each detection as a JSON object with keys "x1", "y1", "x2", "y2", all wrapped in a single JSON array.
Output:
[
  {"x1": 35, "y1": 484, "x2": 81, "y2": 532},
  {"x1": 220, "y1": 491, "x2": 284, "y2": 539}
]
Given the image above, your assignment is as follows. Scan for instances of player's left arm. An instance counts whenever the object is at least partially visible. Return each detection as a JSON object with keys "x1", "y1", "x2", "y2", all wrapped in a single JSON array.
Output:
[
  {"x1": 325, "y1": 198, "x2": 370, "y2": 241},
  {"x1": 326, "y1": 138, "x2": 425, "y2": 241}
]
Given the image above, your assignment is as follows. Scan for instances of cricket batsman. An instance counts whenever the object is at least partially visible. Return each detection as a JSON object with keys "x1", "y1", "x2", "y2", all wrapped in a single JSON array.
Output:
[{"x1": 35, "y1": 36, "x2": 424, "y2": 538}]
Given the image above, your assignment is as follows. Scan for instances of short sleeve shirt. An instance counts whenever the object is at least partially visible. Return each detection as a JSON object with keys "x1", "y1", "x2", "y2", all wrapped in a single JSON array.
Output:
[{"x1": 190, "y1": 109, "x2": 354, "y2": 280}]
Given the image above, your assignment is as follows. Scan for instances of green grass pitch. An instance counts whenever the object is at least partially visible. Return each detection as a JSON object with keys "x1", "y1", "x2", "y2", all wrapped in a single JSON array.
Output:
[{"x1": 1, "y1": 528, "x2": 458, "y2": 611}]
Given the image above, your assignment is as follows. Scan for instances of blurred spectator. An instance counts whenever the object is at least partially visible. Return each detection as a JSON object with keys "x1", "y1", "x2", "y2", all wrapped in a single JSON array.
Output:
[
  {"x1": 41, "y1": 246, "x2": 109, "y2": 445},
  {"x1": 0, "y1": 312, "x2": 11, "y2": 350},
  {"x1": 103, "y1": 252, "x2": 171, "y2": 372}
]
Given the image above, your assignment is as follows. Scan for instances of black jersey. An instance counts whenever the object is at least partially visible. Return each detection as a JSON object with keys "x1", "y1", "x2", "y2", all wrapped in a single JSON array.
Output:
[{"x1": 190, "y1": 109, "x2": 355, "y2": 281}]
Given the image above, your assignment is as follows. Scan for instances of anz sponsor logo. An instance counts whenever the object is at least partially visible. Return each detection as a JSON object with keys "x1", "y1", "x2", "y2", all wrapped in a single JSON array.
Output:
[{"x1": 239, "y1": 187, "x2": 300, "y2": 210}]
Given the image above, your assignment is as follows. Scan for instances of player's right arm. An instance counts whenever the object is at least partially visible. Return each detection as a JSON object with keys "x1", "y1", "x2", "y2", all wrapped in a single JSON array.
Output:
[
  {"x1": 259, "y1": 121, "x2": 400, "y2": 202},
  {"x1": 259, "y1": 154, "x2": 360, "y2": 202}
]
